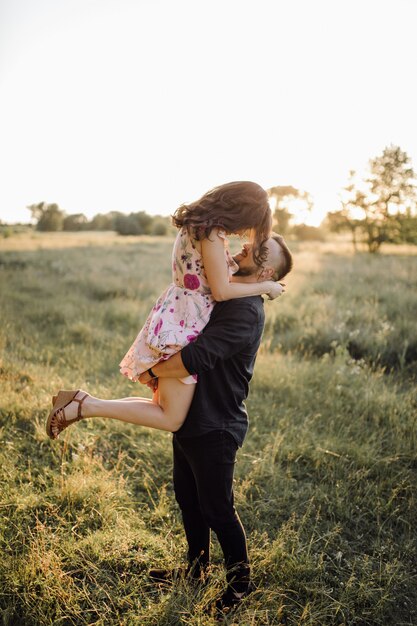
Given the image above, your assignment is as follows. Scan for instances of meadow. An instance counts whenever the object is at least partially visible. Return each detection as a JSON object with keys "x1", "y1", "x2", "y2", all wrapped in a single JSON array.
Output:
[{"x1": 0, "y1": 231, "x2": 416, "y2": 626}]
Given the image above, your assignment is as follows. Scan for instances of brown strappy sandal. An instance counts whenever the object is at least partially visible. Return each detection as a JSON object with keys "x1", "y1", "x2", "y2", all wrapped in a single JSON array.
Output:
[{"x1": 46, "y1": 390, "x2": 88, "y2": 439}]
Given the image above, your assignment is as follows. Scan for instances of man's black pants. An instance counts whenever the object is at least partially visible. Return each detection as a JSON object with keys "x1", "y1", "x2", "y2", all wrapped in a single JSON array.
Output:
[{"x1": 173, "y1": 430, "x2": 250, "y2": 592}]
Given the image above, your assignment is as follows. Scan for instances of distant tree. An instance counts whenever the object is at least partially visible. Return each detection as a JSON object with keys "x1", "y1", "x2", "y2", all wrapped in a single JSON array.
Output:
[
  {"x1": 268, "y1": 185, "x2": 313, "y2": 235},
  {"x1": 152, "y1": 215, "x2": 176, "y2": 236},
  {"x1": 114, "y1": 214, "x2": 134, "y2": 235},
  {"x1": 114, "y1": 211, "x2": 153, "y2": 236},
  {"x1": 28, "y1": 202, "x2": 65, "y2": 231},
  {"x1": 332, "y1": 147, "x2": 417, "y2": 253},
  {"x1": 27, "y1": 201, "x2": 47, "y2": 222},
  {"x1": 90, "y1": 212, "x2": 119, "y2": 230},
  {"x1": 152, "y1": 219, "x2": 168, "y2": 236},
  {"x1": 396, "y1": 209, "x2": 417, "y2": 244},
  {"x1": 360, "y1": 145, "x2": 415, "y2": 252},
  {"x1": 327, "y1": 171, "x2": 363, "y2": 250},
  {"x1": 63, "y1": 213, "x2": 88, "y2": 231},
  {"x1": 137, "y1": 211, "x2": 153, "y2": 234},
  {"x1": 326, "y1": 208, "x2": 359, "y2": 250},
  {"x1": 292, "y1": 224, "x2": 326, "y2": 241},
  {"x1": 274, "y1": 207, "x2": 293, "y2": 236}
]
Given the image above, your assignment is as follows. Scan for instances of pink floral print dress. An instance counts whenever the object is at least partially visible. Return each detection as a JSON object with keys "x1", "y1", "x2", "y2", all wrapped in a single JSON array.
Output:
[{"x1": 119, "y1": 227, "x2": 239, "y2": 384}]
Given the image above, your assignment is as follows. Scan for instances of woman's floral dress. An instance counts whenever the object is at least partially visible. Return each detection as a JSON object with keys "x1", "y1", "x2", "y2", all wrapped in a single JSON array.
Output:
[{"x1": 119, "y1": 227, "x2": 239, "y2": 384}]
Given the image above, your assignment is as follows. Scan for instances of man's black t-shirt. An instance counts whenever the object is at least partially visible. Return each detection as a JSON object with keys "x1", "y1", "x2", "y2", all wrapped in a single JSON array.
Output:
[{"x1": 175, "y1": 295, "x2": 265, "y2": 447}]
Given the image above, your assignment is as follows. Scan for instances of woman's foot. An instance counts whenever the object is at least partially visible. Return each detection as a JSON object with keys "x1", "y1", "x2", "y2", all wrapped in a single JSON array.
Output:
[{"x1": 47, "y1": 390, "x2": 89, "y2": 439}]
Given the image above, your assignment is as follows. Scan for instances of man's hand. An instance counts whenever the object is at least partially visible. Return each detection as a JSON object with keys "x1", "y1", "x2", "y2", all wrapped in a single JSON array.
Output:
[
  {"x1": 139, "y1": 369, "x2": 158, "y2": 392},
  {"x1": 267, "y1": 282, "x2": 285, "y2": 300},
  {"x1": 147, "y1": 378, "x2": 159, "y2": 392}
]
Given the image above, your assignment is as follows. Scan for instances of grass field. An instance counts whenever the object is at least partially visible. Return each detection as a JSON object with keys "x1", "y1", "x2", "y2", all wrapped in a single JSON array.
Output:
[{"x1": 0, "y1": 231, "x2": 416, "y2": 625}]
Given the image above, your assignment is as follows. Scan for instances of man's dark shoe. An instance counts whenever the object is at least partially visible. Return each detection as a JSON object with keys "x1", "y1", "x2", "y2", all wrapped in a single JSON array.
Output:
[
  {"x1": 215, "y1": 581, "x2": 255, "y2": 615},
  {"x1": 149, "y1": 565, "x2": 207, "y2": 586}
]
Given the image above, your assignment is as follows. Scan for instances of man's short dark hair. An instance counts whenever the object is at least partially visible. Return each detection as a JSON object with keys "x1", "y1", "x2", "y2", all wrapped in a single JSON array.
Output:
[{"x1": 271, "y1": 233, "x2": 293, "y2": 281}]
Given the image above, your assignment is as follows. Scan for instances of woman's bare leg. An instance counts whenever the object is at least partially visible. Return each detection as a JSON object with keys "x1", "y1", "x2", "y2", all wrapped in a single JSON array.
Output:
[
  {"x1": 51, "y1": 380, "x2": 194, "y2": 437},
  {"x1": 119, "y1": 397, "x2": 157, "y2": 403},
  {"x1": 119, "y1": 385, "x2": 160, "y2": 405}
]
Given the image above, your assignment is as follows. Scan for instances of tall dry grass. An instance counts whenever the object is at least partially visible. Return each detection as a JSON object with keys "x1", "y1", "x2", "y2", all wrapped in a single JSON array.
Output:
[{"x1": 0, "y1": 232, "x2": 416, "y2": 625}]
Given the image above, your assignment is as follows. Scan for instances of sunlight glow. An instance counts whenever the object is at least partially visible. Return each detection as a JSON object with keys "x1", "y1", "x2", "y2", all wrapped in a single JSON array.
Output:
[{"x1": 0, "y1": 0, "x2": 416, "y2": 225}]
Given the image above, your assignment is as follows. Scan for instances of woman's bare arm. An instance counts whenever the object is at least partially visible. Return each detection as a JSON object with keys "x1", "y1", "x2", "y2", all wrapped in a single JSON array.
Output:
[{"x1": 201, "y1": 229, "x2": 274, "y2": 301}]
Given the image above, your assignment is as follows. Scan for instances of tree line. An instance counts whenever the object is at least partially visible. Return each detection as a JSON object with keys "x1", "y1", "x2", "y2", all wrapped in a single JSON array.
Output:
[
  {"x1": 24, "y1": 144, "x2": 417, "y2": 252},
  {"x1": 26, "y1": 206, "x2": 174, "y2": 237}
]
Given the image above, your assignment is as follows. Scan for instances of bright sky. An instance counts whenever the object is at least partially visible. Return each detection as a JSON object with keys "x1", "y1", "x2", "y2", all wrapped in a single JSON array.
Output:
[{"x1": 1, "y1": 0, "x2": 416, "y2": 226}]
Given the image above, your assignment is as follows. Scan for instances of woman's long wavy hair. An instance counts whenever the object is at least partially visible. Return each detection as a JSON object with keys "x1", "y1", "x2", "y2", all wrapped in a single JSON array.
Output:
[{"x1": 172, "y1": 181, "x2": 272, "y2": 266}]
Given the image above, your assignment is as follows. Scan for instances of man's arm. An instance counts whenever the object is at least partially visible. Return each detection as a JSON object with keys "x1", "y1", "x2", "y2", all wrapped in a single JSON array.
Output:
[
  {"x1": 139, "y1": 301, "x2": 261, "y2": 384},
  {"x1": 149, "y1": 351, "x2": 190, "y2": 379}
]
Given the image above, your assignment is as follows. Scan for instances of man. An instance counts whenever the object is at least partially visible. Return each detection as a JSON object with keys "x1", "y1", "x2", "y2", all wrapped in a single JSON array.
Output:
[{"x1": 139, "y1": 234, "x2": 293, "y2": 613}]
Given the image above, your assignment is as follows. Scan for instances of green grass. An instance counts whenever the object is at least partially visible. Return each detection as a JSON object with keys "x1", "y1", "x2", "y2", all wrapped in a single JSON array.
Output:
[{"x1": 0, "y1": 233, "x2": 416, "y2": 625}]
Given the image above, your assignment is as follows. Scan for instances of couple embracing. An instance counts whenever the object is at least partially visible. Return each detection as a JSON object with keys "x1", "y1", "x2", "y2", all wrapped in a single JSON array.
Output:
[{"x1": 46, "y1": 181, "x2": 293, "y2": 615}]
